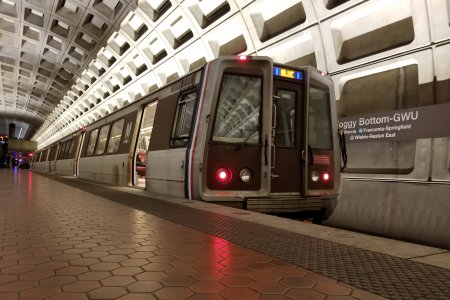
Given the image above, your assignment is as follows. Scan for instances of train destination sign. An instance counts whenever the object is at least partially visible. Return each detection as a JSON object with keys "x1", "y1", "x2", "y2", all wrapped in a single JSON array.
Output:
[
  {"x1": 338, "y1": 102, "x2": 450, "y2": 142},
  {"x1": 273, "y1": 67, "x2": 303, "y2": 80}
]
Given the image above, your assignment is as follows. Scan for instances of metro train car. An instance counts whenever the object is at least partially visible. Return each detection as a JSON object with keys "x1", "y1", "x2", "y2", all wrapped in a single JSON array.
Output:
[
  {"x1": 31, "y1": 56, "x2": 342, "y2": 221},
  {"x1": 30, "y1": 148, "x2": 48, "y2": 172}
]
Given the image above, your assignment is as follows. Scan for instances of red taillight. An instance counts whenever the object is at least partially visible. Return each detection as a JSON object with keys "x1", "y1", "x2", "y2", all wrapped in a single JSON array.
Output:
[
  {"x1": 216, "y1": 167, "x2": 232, "y2": 183},
  {"x1": 322, "y1": 171, "x2": 330, "y2": 182}
]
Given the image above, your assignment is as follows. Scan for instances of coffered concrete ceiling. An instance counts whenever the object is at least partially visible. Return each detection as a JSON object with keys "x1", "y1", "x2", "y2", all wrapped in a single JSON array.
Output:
[{"x1": 0, "y1": 0, "x2": 137, "y2": 138}]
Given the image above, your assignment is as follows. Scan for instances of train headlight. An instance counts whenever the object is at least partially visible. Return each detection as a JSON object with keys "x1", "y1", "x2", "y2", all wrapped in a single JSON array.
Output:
[
  {"x1": 239, "y1": 168, "x2": 252, "y2": 183},
  {"x1": 311, "y1": 170, "x2": 320, "y2": 182},
  {"x1": 216, "y1": 167, "x2": 232, "y2": 184}
]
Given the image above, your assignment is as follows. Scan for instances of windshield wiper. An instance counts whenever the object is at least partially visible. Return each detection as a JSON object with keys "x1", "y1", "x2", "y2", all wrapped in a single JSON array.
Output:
[{"x1": 234, "y1": 131, "x2": 258, "y2": 150}]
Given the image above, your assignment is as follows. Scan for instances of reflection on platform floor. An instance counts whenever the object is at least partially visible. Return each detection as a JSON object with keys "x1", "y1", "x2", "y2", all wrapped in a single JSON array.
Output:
[
  {"x1": 0, "y1": 169, "x2": 385, "y2": 300},
  {"x1": 6, "y1": 168, "x2": 450, "y2": 299},
  {"x1": 136, "y1": 175, "x2": 145, "y2": 188}
]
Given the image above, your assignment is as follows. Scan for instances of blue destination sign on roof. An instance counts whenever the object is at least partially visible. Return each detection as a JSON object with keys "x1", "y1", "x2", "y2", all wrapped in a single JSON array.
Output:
[{"x1": 273, "y1": 67, "x2": 303, "y2": 80}]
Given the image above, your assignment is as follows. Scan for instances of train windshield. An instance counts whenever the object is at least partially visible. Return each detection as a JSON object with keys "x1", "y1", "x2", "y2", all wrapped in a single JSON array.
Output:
[
  {"x1": 212, "y1": 74, "x2": 262, "y2": 145},
  {"x1": 308, "y1": 87, "x2": 332, "y2": 149}
]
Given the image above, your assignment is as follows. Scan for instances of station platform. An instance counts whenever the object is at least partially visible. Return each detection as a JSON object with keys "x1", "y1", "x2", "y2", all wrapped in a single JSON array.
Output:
[{"x1": 1, "y1": 169, "x2": 450, "y2": 300}]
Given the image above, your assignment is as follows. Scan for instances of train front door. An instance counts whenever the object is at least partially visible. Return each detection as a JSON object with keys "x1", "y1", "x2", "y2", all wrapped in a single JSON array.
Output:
[{"x1": 271, "y1": 79, "x2": 306, "y2": 194}]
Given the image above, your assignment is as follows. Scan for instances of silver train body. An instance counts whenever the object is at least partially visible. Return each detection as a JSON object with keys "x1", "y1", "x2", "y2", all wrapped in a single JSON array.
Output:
[{"x1": 31, "y1": 56, "x2": 342, "y2": 221}]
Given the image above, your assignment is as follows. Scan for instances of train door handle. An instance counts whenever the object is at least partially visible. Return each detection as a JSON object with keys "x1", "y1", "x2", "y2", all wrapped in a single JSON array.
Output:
[
  {"x1": 271, "y1": 144, "x2": 276, "y2": 169},
  {"x1": 271, "y1": 174, "x2": 279, "y2": 179}
]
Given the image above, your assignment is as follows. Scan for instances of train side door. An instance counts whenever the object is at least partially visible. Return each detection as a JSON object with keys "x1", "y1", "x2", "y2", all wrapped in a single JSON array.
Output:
[
  {"x1": 271, "y1": 79, "x2": 305, "y2": 194},
  {"x1": 75, "y1": 133, "x2": 85, "y2": 177},
  {"x1": 133, "y1": 102, "x2": 158, "y2": 188}
]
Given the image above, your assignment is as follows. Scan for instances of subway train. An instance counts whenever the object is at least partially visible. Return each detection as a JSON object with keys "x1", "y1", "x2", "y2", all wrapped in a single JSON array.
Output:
[{"x1": 30, "y1": 56, "x2": 342, "y2": 221}]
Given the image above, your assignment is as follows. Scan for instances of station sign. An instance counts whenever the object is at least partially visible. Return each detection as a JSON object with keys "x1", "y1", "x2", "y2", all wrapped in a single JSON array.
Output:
[{"x1": 338, "y1": 102, "x2": 450, "y2": 142}]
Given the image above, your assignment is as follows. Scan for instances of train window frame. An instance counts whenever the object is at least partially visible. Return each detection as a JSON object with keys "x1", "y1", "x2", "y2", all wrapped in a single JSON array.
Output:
[
  {"x1": 40, "y1": 149, "x2": 48, "y2": 162},
  {"x1": 86, "y1": 129, "x2": 99, "y2": 156},
  {"x1": 48, "y1": 145, "x2": 54, "y2": 161},
  {"x1": 65, "y1": 140, "x2": 72, "y2": 159},
  {"x1": 50, "y1": 144, "x2": 58, "y2": 161},
  {"x1": 68, "y1": 137, "x2": 78, "y2": 158},
  {"x1": 60, "y1": 141, "x2": 68, "y2": 159},
  {"x1": 42, "y1": 149, "x2": 49, "y2": 162},
  {"x1": 55, "y1": 143, "x2": 60, "y2": 159},
  {"x1": 308, "y1": 85, "x2": 333, "y2": 150},
  {"x1": 171, "y1": 90, "x2": 198, "y2": 148},
  {"x1": 57, "y1": 142, "x2": 63, "y2": 159},
  {"x1": 274, "y1": 88, "x2": 298, "y2": 148},
  {"x1": 61, "y1": 140, "x2": 68, "y2": 159},
  {"x1": 64, "y1": 139, "x2": 73, "y2": 159},
  {"x1": 96, "y1": 124, "x2": 111, "y2": 155},
  {"x1": 210, "y1": 72, "x2": 264, "y2": 146},
  {"x1": 122, "y1": 120, "x2": 134, "y2": 145},
  {"x1": 107, "y1": 118, "x2": 125, "y2": 154}
]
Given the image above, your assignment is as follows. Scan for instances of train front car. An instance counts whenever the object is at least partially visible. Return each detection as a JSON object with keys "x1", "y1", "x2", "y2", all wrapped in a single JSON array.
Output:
[{"x1": 189, "y1": 56, "x2": 341, "y2": 221}]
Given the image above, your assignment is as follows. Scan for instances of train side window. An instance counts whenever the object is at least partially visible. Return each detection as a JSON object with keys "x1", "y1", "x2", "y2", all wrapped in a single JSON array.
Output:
[
  {"x1": 96, "y1": 125, "x2": 111, "y2": 155},
  {"x1": 212, "y1": 74, "x2": 262, "y2": 145},
  {"x1": 309, "y1": 87, "x2": 332, "y2": 150},
  {"x1": 64, "y1": 139, "x2": 73, "y2": 159},
  {"x1": 40, "y1": 150, "x2": 47, "y2": 162},
  {"x1": 60, "y1": 141, "x2": 68, "y2": 159},
  {"x1": 86, "y1": 129, "x2": 99, "y2": 156},
  {"x1": 48, "y1": 147, "x2": 53, "y2": 161},
  {"x1": 50, "y1": 145, "x2": 58, "y2": 161},
  {"x1": 68, "y1": 137, "x2": 77, "y2": 158},
  {"x1": 42, "y1": 149, "x2": 49, "y2": 161},
  {"x1": 122, "y1": 121, "x2": 133, "y2": 145},
  {"x1": 107, "y1": 119, "x2": 125, "y2": 153},
  {"x1": 57, "y1": 142, "x2": 63, "y2": 159},
  {"x1": 171, "y1": 91, "x2": 197, "y2": 147}
]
